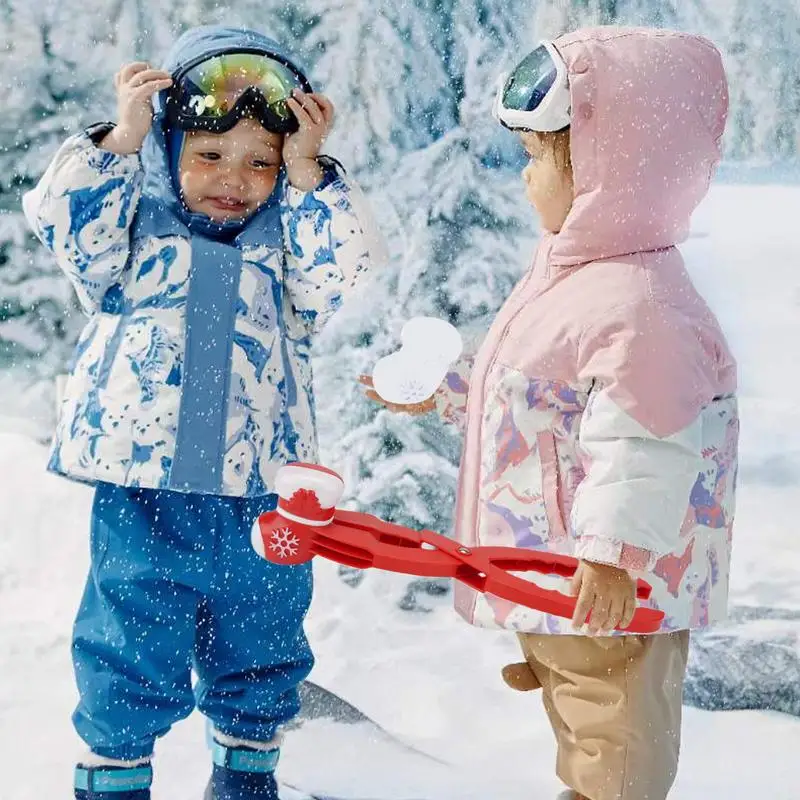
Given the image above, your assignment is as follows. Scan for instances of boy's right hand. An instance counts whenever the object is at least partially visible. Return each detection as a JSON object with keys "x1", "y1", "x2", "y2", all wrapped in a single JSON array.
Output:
[
  {"x1": 100, "y1": 63, "x2": 173, "y2": 155},
  {"x1": 358, "y1": 375, "x2": 436, "y2": 416}
]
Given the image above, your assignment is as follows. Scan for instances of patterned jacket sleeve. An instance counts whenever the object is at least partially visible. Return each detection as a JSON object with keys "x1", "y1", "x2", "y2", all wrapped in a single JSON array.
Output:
[
  {"x1": 280, "y1": 158, "x2": 387, "y2": 333},
  {"x1": 432, "y1": 332, "x2": 483, "y2": 430},
  {"x1": 572, "y1": 300, "x2": 713, "y2": 571},
  {"x1": 433, "y1": 352, "x2": 476, "y2": 431},
  {"x1": 22, "y1": 132, "x2": 143, "y2": 314}
]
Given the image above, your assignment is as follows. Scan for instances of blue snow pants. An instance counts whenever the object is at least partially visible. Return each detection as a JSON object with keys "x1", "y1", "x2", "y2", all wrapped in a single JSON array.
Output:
[{"x1": 71, "y1": 482, "x2": 314, "y2": 761}]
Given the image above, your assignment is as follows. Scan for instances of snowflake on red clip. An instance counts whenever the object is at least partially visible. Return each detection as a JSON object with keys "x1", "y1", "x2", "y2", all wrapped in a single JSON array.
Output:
[{"x1": 269, "y1": 527, "x2": 301, "y2": 559}]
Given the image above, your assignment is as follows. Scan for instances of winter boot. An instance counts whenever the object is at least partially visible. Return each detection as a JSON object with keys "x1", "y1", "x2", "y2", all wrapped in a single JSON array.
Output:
[
  {"x1": 204, "y1": 739, "x2": 280, "y2": 800},
  {"x1": 74, "y1": 763, "x2": 152, "y2": 799}
]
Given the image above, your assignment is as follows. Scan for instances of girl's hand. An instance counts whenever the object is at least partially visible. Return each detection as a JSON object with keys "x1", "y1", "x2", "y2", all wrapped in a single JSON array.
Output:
[
  {"x1": 358, "y1": 375, "x2": 436, "y2": 416},
  {"x1": 570, "y1": 560, "x2": 638, "y2": 635},
  {"x1": 101, "y1": 63, "x2": 173, "y2": 155},
  {"x1": 283, "y1": 92, "x2": 335, "y2": 191}
]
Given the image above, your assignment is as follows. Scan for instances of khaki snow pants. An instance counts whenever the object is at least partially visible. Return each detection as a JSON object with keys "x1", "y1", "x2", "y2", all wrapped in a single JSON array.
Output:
[{"x1": 509, "y1": 631, "x2": 690, "y2": 800}]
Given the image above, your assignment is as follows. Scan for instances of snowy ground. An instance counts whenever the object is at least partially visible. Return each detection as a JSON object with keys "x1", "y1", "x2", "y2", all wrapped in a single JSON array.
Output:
[{"x1": 2, "y1": 183, "x2": 800, "y2": 799}]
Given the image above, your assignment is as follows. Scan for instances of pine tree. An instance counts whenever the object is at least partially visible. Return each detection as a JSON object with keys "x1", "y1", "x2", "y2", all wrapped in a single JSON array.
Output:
[
  {"x1": 165, "y1": 0, "x2": 305, "y2": 48},
  {"x1": 532, "y1": 0, "x2": 681, "y2": 37},
  {"x1": 292, "y1": 0, "x2": 455, "y2": 174},
  {"x1": 0, "y1": 0, "x2": 129, "y2": 425},
  {"x1": 721, "y1": 0, "x2": 800, "y2": 161}
]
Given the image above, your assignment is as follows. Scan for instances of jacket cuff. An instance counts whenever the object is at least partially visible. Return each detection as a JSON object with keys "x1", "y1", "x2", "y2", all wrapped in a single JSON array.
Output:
[
  {"x1": 284, "y1": 159, "x2": 342, "y2": 206},
  {"x1": 433, "y1": 370, "x2": 469, "y2": 428},
  {"x1": 574, "y1": 535, "x2": 660, "y2": 572},
  {"x1": 68, "y1": 130, "x2": 142, "y2": 175},
  {"x1": 84, "y1": 121, "x2": 117, "y2": 146}
]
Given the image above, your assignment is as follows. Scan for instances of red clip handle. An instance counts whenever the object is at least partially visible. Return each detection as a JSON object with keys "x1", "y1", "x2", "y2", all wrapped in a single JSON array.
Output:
[{"x1": 254, "y1": 504, "x2": 665, "y2": 634}]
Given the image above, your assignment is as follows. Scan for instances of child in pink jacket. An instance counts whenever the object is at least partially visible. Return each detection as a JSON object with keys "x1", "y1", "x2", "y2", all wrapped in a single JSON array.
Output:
[{"x1": 365, "y1": 26, "x2": 737, "y2": 800}]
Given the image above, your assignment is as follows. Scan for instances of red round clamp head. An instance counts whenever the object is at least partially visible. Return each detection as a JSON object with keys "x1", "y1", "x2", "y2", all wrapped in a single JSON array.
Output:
[
  {"x1": 251, "y1": 511, "x2": 315, "y2": 565},
  {"x1": 252, "y1": 462, "x2": 346, "y2": 565}
]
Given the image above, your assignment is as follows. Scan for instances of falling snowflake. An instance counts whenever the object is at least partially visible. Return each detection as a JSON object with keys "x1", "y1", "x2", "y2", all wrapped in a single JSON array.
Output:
[{"x1": 269, "y1": 527, "x2": 300, "y2": 559}]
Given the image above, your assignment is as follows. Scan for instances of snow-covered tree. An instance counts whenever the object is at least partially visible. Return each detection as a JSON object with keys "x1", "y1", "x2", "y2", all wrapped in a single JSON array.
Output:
[
  {"x1": 0, "y1": 1, "x2": 130, "y2": 425},
  {"x1": 721, "y1": 0, "x2": 800, "y2": 161},
  {"x1": 165, "y1": 0, "x2": 304, "y2": 48},
  {"x1": 293, "y1": 0, "x2": 456, "y2": 174},
  {"x1": 533, "y1": 0, "x2": 680, "y2": 32},
  {"x1": 443, "y1": 0, "x2": 532, "y2": 166}
]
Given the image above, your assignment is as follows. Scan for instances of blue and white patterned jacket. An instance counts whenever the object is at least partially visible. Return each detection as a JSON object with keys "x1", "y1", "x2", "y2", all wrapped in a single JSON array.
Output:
[{"x1": 23, "y1": 26, "x2": 384, "y2": 497}]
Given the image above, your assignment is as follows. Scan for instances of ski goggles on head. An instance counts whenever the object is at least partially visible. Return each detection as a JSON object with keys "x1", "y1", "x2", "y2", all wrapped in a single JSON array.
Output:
[
  {"x1": 493, "y1": 41, "x2": 571, "y2": 133},
  {"x1": 166, "y1": 51, "x2": 313, "y2": 134}
]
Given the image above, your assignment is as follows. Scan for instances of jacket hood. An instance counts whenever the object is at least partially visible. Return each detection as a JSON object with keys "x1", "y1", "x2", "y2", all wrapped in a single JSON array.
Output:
[
  {"x1": 549, "y1": 27, "x2": 729, "y2": 267},
  {"x1": 141, "y1": 25, "x2": 311, "y2": 233}
]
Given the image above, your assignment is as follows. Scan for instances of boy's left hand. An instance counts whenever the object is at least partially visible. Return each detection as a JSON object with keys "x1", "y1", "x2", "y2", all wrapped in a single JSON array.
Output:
[
  {"x1": 284, "y1": 91, "x2": 335, "y2": 191},
  {"x1": 570, "y1": 559, "x2": 638, "y2": 635}
]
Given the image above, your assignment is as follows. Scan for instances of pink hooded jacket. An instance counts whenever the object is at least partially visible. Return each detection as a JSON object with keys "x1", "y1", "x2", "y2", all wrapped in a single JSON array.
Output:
[{"x1": 436, "y1": 28, "x2": 738, "y2": 634}]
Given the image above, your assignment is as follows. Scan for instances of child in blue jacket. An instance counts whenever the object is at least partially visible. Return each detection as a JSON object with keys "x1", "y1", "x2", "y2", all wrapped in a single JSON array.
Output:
[{"x1": 23, "y1": 24, "x2": 383, "y2": 800}]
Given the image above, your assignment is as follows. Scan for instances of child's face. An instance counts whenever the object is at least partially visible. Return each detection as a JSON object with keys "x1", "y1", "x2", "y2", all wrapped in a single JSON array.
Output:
[
  {"x1": 519, "y1": 132, "x2": 574, "y2": 234},
  {"x1": 178, "y1": 118, "x2": 283, "y2": 222}
]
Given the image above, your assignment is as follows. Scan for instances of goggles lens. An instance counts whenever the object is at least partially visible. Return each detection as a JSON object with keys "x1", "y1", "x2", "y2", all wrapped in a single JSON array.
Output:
[
  {"x1": 176, "y1": 52, "x2": 306, "y2": 127},
  {"x1": 502, "y1": 45, "x2": 558, "y2": 112}
]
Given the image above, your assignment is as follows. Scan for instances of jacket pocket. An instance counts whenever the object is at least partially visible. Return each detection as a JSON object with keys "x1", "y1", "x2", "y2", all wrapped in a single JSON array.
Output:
[{"x1": 536, "y1": 430, "x2": 569, "y2": 541}]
